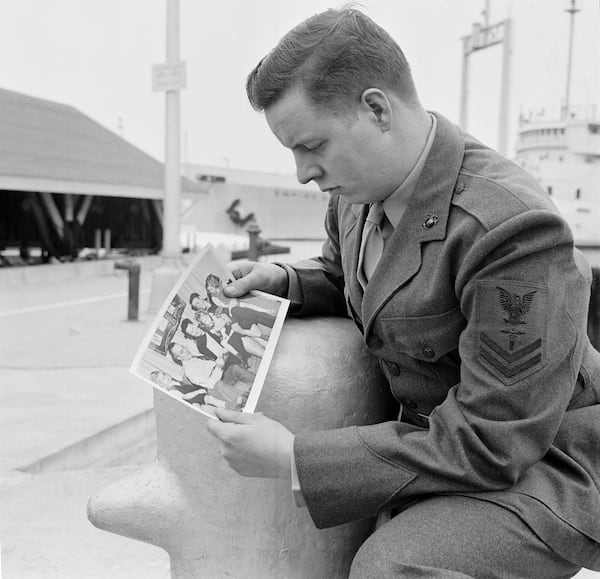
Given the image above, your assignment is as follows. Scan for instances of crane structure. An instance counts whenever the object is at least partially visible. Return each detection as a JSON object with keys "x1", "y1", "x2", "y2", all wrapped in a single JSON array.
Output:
[{"x1": 459, "y1": 0, "x2": 513, "y2": 156}]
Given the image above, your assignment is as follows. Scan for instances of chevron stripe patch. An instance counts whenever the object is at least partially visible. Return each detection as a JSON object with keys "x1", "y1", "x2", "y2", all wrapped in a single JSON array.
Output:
[
  {"x1": 475, "y1": 280, "x2": 547, "y2": 385},
  {"x1": 480, "y1": 333, "x2": 542, "y2": 378}
]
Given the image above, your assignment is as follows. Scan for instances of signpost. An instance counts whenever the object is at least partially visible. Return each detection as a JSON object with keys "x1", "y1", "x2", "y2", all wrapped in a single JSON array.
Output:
[{"x1": 148, "y1": 0, "x2": 186, "y2": 313}]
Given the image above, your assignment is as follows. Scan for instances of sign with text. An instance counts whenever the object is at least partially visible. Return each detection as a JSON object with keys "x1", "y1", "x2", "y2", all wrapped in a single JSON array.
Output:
[{"x1": 152, "y1": 62, "x2": 187, "y2": 92}]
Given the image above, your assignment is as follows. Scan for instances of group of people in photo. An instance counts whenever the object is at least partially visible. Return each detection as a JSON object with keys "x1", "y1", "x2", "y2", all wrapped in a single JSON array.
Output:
[{"x1": 150, "y1": 273, "x2": 278, "y2": 415}]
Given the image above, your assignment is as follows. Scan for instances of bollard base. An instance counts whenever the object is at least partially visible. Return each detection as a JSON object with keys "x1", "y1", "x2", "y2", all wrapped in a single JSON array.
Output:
[{"x1": 88, "y1": 317, "x2": 394, "y2": 578}]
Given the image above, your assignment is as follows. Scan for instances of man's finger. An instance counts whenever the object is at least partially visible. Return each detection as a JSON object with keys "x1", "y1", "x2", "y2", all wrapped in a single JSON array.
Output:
[
  {"x1": 227, "y1": 261, "x2": 254, "y2": 281},
  {"x1": 214, "y1": 408, "x2": 258, "y2": 424},
  {"x1": 228, "y1": 261, "x2": 253, "y2": 281},
  {"x1": 224, "y1": 271, "x2": 259, "y2": 297}
]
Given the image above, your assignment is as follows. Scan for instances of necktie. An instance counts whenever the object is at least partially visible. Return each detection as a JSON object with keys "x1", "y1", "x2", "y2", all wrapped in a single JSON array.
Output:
[{"x1": 357, "y1": 202, "x2": 391, "y2": 288}]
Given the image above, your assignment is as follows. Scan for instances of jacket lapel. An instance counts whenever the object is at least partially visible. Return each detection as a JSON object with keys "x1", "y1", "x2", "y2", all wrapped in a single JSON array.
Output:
[{"x1": 361, "y1": 113, "x2": 466, "y2": 333}]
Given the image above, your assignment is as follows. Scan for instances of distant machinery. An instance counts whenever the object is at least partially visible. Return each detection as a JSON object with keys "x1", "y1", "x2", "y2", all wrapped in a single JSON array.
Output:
[
  {"x1": 225, "y1": 199, "x2": 255, "y2": 227},
  {"x1": 459, "y1": 0, "x2": 513, "y2": 156}
]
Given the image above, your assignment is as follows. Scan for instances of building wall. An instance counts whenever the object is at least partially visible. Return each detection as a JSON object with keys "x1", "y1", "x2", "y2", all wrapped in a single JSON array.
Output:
[{"x1": 181, "y1": 181, "x2": 329, "y2": 240}]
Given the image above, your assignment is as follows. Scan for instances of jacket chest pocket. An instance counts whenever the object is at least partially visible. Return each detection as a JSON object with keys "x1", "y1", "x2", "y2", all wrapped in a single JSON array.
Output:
[{"x1": 380, "y1": 307, "x2": 466, "y2": 362}]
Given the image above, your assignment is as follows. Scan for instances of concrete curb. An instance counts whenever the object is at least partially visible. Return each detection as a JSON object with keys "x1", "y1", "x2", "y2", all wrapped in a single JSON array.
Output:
[
  {"x1": 0, "y1": 256, "x2": 164, "y2": 288},
  {"x1": 18, "y1": 409, "x2": 157, "y2": 474}
]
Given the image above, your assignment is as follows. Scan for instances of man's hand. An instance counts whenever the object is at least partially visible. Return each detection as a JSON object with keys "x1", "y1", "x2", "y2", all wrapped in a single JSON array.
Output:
[
  {"x1": 206, "y1": 409, "x2": 294, "y2": 479},
  {"x1": 226, "y1": 261, "x2": 288, "y2": 298}
]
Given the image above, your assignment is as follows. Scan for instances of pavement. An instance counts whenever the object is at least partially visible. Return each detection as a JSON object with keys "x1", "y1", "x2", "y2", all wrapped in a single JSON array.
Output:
[
  {"x1": 0, "y1": 259, "x2": 170, "y2": 578},
  {"x1": 0, "y1": 242, "x2": 598, "y2": 579}
]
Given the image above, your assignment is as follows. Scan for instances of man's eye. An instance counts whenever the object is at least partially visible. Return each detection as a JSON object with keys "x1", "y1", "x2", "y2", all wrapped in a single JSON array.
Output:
[{"x1": 306, "y1": 142, "x2": 322, "y2": 151}]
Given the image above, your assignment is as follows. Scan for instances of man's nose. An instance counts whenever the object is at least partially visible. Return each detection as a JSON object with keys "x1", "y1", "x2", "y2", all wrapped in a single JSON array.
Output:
[{"x1": 295, "y1": 156, "x2": 322, "y2": 185}]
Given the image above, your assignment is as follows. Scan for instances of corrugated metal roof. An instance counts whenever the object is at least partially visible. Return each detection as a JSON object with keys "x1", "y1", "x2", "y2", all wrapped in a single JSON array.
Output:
[{"x1": 0, "y1": 87, "x2": 199, "y2": 195}]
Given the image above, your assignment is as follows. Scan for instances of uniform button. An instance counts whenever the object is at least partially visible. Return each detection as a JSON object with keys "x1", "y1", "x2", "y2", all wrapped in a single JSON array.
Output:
[
  {"x1": 422, "y1": 214, "x2": 439, "y2": 230},
  {"x1": 367, "y1": 335, "x2": 383, "y2": 349},
  {"x1": 422, "y1": 344, "x2": 435, "y2": 359},
  {"x1": 454, "y1": 181, "x2": 465, "y2": 194},
  {"x1": 388, "y1": 362, "x2": 401, "y2": 376},
  {"x1": 402, "y1": 398, "x2": 418, "y2": 409}
]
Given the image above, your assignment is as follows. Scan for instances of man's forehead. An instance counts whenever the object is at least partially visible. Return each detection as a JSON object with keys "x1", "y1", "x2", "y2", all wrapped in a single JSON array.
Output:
[
  {"x1": 266, "y1": 89, "x2": 358, "y2": 147},
  {"x1": 265, "y1": 89, "x2": 325, "y2": 147}
]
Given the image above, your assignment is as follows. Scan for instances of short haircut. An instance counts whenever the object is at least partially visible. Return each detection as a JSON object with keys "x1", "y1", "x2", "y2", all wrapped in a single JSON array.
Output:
[
  {"x1": 180, "y1": 318, "x2": 193, "y2": 337},
  {"x1": 205, "y1": 274, "x2": 220, "y2": 288},
  {"x1": 189, "y1": 292, "x2": 200, "y2": 305},
  {"x1": 246, "y1": 7, "x2": 419, "y2": 111},
  {"x1": 167, "y1": 341, "x2": 183, "y2": 365}
]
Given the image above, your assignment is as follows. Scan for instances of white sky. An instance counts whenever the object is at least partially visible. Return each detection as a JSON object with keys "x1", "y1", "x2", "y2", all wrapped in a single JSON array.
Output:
[{"x1": 0, "y1": 0, "x2": 598, "y2": 174}]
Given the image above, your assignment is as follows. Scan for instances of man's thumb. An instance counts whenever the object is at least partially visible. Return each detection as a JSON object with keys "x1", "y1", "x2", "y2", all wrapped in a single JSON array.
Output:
[{"x1": 214, "y1": 408, "x2": 256, "y2": 424}]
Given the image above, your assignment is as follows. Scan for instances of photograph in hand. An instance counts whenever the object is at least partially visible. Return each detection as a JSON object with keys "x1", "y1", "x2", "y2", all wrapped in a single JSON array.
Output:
[{"x1": 130, "y1": 245, "x2": 290, "y2": 418}]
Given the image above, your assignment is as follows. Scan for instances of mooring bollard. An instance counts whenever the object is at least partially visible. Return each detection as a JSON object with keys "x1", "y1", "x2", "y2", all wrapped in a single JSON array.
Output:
[
  {"x1": 88, "y1": 317, "x2": 395, "y2": 578},
  {"x1": 247, "y1": 223, "x2": 262, "y2": 261},
  {"x1": 115, "y1": 259, "x2": 141, "y2": 321},
  {"x1": 589, "y1": 267, "x2": 600, "y2": 350}
]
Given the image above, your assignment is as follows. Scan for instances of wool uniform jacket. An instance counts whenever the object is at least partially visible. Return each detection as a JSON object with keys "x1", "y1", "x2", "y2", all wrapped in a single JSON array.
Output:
[{"x1": 290, "y1": 113, "x2": 600, "y2": 570}]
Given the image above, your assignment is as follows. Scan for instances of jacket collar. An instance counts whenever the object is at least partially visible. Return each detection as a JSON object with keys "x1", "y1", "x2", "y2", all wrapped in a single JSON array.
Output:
[{"x1": 359, "y1": 112, "x2": 465, "y2": 330}]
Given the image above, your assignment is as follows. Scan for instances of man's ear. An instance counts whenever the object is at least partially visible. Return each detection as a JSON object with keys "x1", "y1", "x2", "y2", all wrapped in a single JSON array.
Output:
[{"x1": 360, "y1": 88, "x2": 392, "y2": 131}]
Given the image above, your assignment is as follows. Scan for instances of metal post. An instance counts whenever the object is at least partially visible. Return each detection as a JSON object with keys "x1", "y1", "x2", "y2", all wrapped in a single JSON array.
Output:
[
  {"x1": 104, "y1": 228, "x2": 111, "y2": 254},
  {"x1": 64, "y1": 194, "x2": 75, "y2": 222},
  {"x1": 247, "y1": 223, "x2": 262, "y2": 261},
  {"x1": 148, "y1": 0, "x2": 186, "y2": 313},
  {"x1": 163, "y1": 0, "x2": 181, "y2": 259},
  {"x1": 563, "y1": 0, "x2": 580, "y2": 119},
  {"x1": 589, "y1": 268, "x2": 600, "y2": 350},
  {"x1": 76, "y1": 195, "x2": 93, "y2": 226},
  {"x1": 115, "y1": 260, "x2": 141, "y2": 322},
  {"x1": 128, "y1": 262, "x2": 141, "y2": 321},
  {"x1": 459, "y1": 36, "x2": 471, "y2": 131},
  {"x1": 94, "y1": 228, "x2": 102, "y2": 255},
  {"x1": 482, "y1": 0, "x2": 490, "y2": 27},
  {"x1": 498, "y1": 19, "x2": 512, "y2": 156}
]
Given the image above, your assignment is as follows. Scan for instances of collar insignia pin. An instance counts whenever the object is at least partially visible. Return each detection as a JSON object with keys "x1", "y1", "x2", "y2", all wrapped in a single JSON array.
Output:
[{"x1": 422, "y1": 214, "x2": 439, "y2": 230}]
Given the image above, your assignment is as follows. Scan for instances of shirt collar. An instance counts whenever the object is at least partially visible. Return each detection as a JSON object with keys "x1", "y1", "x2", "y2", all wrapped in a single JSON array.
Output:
[{"x1": 382, "y1": 113, "x2": 437, "y2": 229}]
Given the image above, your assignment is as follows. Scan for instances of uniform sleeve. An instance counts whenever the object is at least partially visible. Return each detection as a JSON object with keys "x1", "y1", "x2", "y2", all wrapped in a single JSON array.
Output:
[
  {"x1": 294, "y1": 209, "x2": 592, "y2": 528},
  {"x1": 286, "y1": 196, "x2": 348, "y2": 318}
]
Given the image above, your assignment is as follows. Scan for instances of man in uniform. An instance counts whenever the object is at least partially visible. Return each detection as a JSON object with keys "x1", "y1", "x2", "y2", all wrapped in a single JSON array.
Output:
[{"x1": 206, "y1": 8, "x2": 600, "y2": 577}]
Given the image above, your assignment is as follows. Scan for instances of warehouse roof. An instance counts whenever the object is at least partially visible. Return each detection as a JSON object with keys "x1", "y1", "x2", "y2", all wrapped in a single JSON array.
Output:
[{"x1": 0, "y1": 87, "x2": 200, "y2": 199}]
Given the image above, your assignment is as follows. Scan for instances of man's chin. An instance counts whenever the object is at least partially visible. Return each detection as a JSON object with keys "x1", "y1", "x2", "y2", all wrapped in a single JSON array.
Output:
[{"x1": 338, "y1": 191, "x2": 374, "y2": 205}]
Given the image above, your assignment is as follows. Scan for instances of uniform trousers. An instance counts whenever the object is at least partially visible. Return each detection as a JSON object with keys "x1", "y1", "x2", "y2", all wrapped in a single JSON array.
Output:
[{"x1": 349, "y1": 495, "x2": 582, "y2": 579}]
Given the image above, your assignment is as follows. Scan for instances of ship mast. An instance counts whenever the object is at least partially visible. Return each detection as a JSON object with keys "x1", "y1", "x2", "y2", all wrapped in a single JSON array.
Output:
[{"x1": 563, "y1": 0, "x2": 580, "y2": 120}]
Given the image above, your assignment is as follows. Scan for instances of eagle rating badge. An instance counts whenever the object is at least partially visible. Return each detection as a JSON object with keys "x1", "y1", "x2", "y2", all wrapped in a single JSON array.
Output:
[{"x1": 476, "y1": 280, "x2": 547, "y2": 385}]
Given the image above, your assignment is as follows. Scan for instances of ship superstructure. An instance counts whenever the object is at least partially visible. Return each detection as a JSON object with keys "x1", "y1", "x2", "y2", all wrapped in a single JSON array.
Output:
[
  {"x1": 513, "y1": 0, "x2": 600, "y2": 246},
  {"x1": 514, "y1": 111, "x2": 599, "y2": 246}
]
